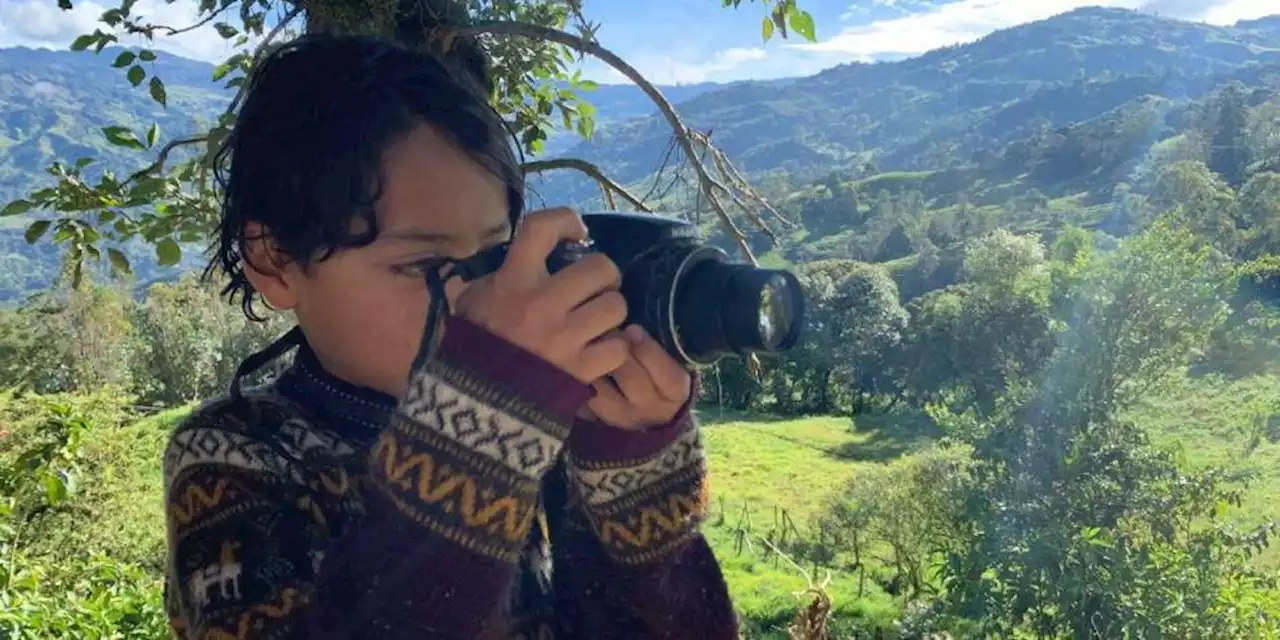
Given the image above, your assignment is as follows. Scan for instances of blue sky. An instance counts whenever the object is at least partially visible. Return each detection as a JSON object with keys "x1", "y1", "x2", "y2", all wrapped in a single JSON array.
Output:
[{"x1": 0, "y1": 0, "x2": 1277, "y2": 83}]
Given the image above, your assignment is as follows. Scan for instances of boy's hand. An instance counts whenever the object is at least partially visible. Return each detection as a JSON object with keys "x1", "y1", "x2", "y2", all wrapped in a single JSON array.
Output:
[
  {"x1": 450, "y1": 208, "x2": 630, "y2": 383},
  {"x1": 579, "y1": 324, "x2": 693, "y2": 431}
]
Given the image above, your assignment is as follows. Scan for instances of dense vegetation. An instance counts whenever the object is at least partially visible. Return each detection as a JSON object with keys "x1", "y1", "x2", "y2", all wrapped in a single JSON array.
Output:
[{"x1": 3, "y1": 3, "x2": 1280, "y2": 638}]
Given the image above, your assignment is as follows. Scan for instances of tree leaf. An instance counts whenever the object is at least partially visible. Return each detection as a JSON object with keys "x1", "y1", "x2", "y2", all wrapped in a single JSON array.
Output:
[
  {"x1": 139, "y1": 49, "x2": 156, "y2": 62},
  {"x1": 578, "y1": 79, "x2": 599, "y2": 91},
  {"x1": 127, "y1": 64, "x2": 146, "y2": 87},
  {"x1": 761, "y1": 16, "x2": 775, "y2": 42},
  {"x1": 788, "y1": 8, "x2": 816, "y2": 42},
  {"x1": 25, "y1": 220, "x2": 51, "y2": 244},
  {"x1": 149, "y1": 76, "x2": 167, "y2": 106},
  {"x1": 70, "y1": 34, "x2": 95, "y2": 51},
  {"x1": 58, "y1": 0, "x2": 73, "y2": 9},
  {"x1": 214, "y1": 22, "x2": 238, "y2": 38},
  {"x1": 146, "y1": 122, "x2": 160, "y2": 148},
  {"x1": 102, "y1": 126, "x2": 144, "y2": 150},
  {"x1": 1, "y1": 199, "x2": 32, "y2": 217},
  {"x1": 212, "y1": 63, "x2": 232, "y2": 81},
  {"x1": 107, "y1": 248, "x2": 132, "y2": 274},
  {"x1": 112, "y1": 50, "x2": 136, "y2": 68},
  {"x1": 156, "y1": 237, "x2": 181, "y2": 266}
]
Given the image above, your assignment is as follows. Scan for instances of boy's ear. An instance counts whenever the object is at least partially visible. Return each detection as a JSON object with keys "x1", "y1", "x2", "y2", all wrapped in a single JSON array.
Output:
[{"x1": 241, "y1": 222, "x2": 300, "y2": 311}]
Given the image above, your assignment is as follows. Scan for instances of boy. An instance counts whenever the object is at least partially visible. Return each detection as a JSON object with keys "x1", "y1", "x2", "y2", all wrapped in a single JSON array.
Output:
[{"x1": 162, "y1": 34, "x2": 737, "y2": 639}]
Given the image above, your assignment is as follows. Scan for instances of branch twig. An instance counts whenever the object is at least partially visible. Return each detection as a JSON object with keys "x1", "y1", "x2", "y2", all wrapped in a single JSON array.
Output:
[
  {"x1": 522, "y1": 158, "x2": 651, "y2": 212},
  {"x1": 454, "y1": 20, "x2": 764, "y2": 262},
  {"x1": 156, "y1": 2, "x2": 237, "y2": 37},
  {"x1": 124, "y1": 135, "x2": 209, "y2": 186}
]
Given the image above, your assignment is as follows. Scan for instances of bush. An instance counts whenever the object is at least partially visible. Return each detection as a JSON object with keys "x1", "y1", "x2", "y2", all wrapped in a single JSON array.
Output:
[{"x1": 0, "y1": 388, "x2": 168, "y2": 638}]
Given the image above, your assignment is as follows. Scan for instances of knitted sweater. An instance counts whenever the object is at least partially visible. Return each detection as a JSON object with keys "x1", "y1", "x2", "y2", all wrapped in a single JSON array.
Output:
[{"x1": 161, "y1": 316, "x2": 737, "y2": 639}]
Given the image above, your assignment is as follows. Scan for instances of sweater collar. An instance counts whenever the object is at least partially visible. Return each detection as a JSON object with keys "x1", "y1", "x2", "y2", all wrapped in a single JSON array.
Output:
[{"x1": 270, "y1": 340, "x2": 395, "y2": 444}]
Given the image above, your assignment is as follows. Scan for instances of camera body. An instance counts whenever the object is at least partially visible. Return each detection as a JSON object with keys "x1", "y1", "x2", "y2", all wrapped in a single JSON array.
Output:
[{"x1": 452, "y1": 211, "x2": 804, "y2": 368}]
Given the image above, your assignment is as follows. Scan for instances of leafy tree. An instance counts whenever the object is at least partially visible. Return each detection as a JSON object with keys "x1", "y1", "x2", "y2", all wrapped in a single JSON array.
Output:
[
  {"x1": 936, "y1": 218, "x2": 1279, "y2": 638},
  {"x1": 2, "y1": 0, "x2": 817, "y2": 282},
  {"x1": 889, "y1": 230, "x2": 1055, "y2": 413},
  {"x1": 962, "y1": 229, "x2": 1046, "y2": 290},
  {"x1": 769, "y1": 259, "x2": 905, "y2": 415},
  {"x1": 1147, "y1": 159, "x2": 1240, "y2": 254},
  {"x1": 1237, "y1": 171, "x2": 1280, "y2": 261},
  {"x1": 131, "y1": 275, "x2": 293, "y2": 404},
  {"x1": 1246, "y1": 98, "x2": 1280, "y2": 174},
  {"x1": 1209, "y1": 82, "x2": 1251, "y2": 188}
]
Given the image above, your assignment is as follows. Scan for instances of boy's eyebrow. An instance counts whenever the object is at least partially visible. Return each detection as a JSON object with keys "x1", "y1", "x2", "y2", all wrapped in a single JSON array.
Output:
[{"x1": 383, "y1": 221, "x2": 511, "y2": 244}]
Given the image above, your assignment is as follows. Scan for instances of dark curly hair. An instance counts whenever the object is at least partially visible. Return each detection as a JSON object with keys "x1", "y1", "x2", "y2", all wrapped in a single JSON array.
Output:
[{"x1": 205, "y1": 33, "x2": 524, "y2": 320}]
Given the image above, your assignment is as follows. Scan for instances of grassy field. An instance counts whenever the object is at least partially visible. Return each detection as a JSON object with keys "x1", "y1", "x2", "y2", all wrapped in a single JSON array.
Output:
[{"x1": 14, "y1": 372, "x2": 1280, "y2": 638}]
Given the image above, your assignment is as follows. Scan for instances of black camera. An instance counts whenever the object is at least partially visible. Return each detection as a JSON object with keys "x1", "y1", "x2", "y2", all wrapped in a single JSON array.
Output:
[{"x1": 450, "y1": 211, "x2": 805, "y2": 367}]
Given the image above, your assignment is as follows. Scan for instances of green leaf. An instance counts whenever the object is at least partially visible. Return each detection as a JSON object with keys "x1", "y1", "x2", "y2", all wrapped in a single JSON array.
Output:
[
  {"x1": 24, "y1": 220, "x2": 51, "y2": 244},
  {"x1": 58, "y1": 0, "x2": 73, "y2": 9},
  {"x1": 102, "y1": 126, "x2": 144, "y2": 150},
  {"x1": 70, "y1": 34, "x2": 95, "y2": 51},
  {"x1": 43, "y1": 473, "x2": 68, "y2": 505},
  {"x1": 1, "y1": 199, "x2": 32, "y2": 217},
  {"x1": 107, "y1": 248, "x2": 131, "y2": 274},
  {"x1": 578, "y1": 79, "x2": 599, "y2": 91},
  {"x1": 788, "y1": 8, "x2": 816, "y2": 42},
  {"x1": 112, "y1": 50, "x2": 136, "y2": 68},
  {"x1": 761, "y1": 16, "x2": 775, "y2": 42},
  {"x1": 214, "y1": 22, "x2": 238, "y2": 38},
  {"x1": 139, "y1": 49, "x2": 156, "y2": 62},
  {"x1": 127, "y1": 64, "x2": 145, "y2": 87},
  {"x1": 149, "y1": 76, "x2": 167, "y2": 106},
  {"x1": 146, "y1": 122, "x2": 160, "y2": 148},
  {"x1": 156, "y1": 237, "x2": 181, "y2": 266},
  {"x1": 212, "y1": 63, "x2": 233, "y2": 81}
]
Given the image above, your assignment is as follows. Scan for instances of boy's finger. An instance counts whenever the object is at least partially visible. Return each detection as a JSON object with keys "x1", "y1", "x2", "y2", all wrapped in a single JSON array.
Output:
[
  {"x1": 503, "y1": 208, "x2": 587, "y2": 285},
  {"x1": 625, "y1": 325, "x2": 691, "y2": 403}
]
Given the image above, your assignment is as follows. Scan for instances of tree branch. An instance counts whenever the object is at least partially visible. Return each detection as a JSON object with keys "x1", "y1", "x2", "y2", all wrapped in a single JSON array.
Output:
[
  {"x1": 454, "y1": 20, "x2": 777, "y2": 263},
  {"x1": 522, "y1": 158, "x2": 651, "y2": 213},
  {"x1": 124, "y1": 135, "x2": 209, "y2": 186},
  {"x1": 156, "y1": 2, "x2": 237, "y2": 37}
]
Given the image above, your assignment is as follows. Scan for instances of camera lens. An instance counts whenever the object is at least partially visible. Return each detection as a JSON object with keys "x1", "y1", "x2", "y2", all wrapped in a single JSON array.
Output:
[
  {"x1": 759, "y1": 273, "x2": 796, "y2": 350},
  {"x1": 665, "y1": 253, "x2": 805, "y2": 365}
]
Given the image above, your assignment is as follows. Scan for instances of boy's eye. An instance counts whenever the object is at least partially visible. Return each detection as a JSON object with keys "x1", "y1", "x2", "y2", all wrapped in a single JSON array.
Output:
[{"x1": 393, "y1": 259, "x2": 437, "y2": 278}]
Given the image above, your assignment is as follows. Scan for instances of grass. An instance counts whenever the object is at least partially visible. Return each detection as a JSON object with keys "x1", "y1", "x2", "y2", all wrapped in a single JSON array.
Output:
[
  {"x1": 16, "y1": 372, "x2": 1280, "y2": 638},
  {"x1": 1127, "y1": 371, "x2": 1280, "y2": 568},
  {"x1": 695, "y1": 411, "x2": 942, "y2": 637}
]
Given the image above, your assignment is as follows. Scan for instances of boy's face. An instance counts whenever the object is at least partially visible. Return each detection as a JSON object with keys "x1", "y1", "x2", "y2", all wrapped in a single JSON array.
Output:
[{"x1": 247, "y1": 124, "x2": 512, "y2": 397}]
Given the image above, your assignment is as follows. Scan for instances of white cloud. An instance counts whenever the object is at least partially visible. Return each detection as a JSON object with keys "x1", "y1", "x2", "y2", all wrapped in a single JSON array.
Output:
[
  {"x1": 0, "y1": 0, "x2": 244, "y2": 62},
  {"x1": 797, "y1": 0, "x2": 1147, "y2": 59},
  {"x1": 601, "y1": 46, "x2": 769, "y2": 84},
  {"x1": 1199, "y1": 0, "x2": 1279, "y2": 25},
  {"x1": 795, "y1": 0, "x2": 1278, "y2": 60}
]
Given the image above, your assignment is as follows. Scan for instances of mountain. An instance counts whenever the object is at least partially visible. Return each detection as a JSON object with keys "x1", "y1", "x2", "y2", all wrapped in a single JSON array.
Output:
[
  {"x1": 3, "y1": 6, "x2": 1280, "y2": 303},
  {"x1": 0, "y1": 45, "x2": 720, "y2": 203},
  {"x1": 534, "y1": 7, "x2": 1280, "y2": 204},
  {"x1": 0, "y1": 46, "x2": 229, "y2": 203}
]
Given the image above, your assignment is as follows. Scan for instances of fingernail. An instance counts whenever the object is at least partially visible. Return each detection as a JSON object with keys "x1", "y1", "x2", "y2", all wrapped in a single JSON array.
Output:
[{"x1": 625, "y1": 324, "x2": 646, "y2": 343}]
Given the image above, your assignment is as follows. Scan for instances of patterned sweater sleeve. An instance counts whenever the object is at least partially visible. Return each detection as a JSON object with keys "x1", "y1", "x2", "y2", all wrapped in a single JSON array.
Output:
[
  {"x1": 162, "y1": 316, "x2": 593, "y2": 639},
  {"x1": 550, "y1": 388, "x2": 740, "y2": 639}
]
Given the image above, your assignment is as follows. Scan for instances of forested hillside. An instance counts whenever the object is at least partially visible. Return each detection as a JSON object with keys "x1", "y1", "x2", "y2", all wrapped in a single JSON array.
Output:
[{"x1": 4, "y1": 7, "x2": 1280, "y2": 301}]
